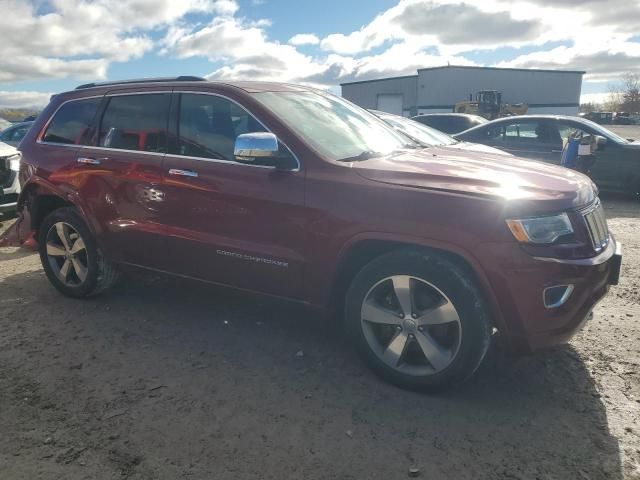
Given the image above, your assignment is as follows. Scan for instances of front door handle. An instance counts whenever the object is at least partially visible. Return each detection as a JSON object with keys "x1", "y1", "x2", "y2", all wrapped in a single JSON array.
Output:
[
  {"x1": 168, "y1": 168, "x2": 198, "y2": 178},
  {"x1": 77, "y1": 156, "x2": 106, "y2": 165}
]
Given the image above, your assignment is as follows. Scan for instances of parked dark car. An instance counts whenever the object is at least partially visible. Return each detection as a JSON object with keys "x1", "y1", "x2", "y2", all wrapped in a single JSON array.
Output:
[
  {"x1": 580, "y1": 112, "x2": 613, "y2": 125},
  {"x1": 456, "y1": 115, "x2": 640, "y2": 195},
  {"x1": 412, "y1": 113, "x2": 488, "y2": 134},
  {"x1": 0, "y1": 121, "x2": 34, "y2": 147},
  {"x1": 370, "y1": 110, "x2": 511, "y2": 157},
  {"x1": 4, "y1": 78, "x2": 621, "y2": 391}
]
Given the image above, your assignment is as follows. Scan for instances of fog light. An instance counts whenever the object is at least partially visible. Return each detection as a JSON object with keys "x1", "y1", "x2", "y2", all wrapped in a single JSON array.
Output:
[
  {"x1": 543, "y1": 285, "x2": 574, "y2": 309},
  {"x1": 8, "y1": 153, "x2": 21, "y2": 172}
]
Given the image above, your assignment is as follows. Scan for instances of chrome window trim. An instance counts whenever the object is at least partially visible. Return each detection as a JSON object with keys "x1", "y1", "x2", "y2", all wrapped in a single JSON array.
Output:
[
  {"x1": 37, "y1": 142, "x2": 167, "y2": 156},
  {"x1": 163, "y1": 152, "x2": 278, "y2": 169},
  {"x1": 37, "y1": 90, "x2": 301, "y2": 172}
]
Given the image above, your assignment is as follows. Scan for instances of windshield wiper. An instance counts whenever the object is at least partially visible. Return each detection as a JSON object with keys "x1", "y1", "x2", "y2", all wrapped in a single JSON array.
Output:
[{"x1": 338, "y1": 150, "x2": 382, "y2": 162}]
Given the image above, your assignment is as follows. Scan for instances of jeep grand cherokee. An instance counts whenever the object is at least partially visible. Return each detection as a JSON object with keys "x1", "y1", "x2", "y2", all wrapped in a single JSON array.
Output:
[{"x1": 4, "y1": 77, "x2": 622, "y2": 391}]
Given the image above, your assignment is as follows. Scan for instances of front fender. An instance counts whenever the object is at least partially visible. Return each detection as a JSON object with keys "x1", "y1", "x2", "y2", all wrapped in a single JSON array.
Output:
[{"x1": 328, "y1": 231, "x2": 509, "y2": 339}]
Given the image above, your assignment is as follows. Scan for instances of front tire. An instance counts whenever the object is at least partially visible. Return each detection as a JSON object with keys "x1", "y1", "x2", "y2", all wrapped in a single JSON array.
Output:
[
  {"x1": 39, "y1": 207, "x2": 119, "y2": 298},
  {"x1": 345, "y1": 249, "x2": 491, "y2": 392}
]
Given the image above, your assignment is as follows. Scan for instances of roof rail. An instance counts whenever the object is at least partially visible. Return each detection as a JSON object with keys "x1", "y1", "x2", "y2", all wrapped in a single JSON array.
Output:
[{"x1": 75, "y1": 76, "x2": 207, "y2": 90}]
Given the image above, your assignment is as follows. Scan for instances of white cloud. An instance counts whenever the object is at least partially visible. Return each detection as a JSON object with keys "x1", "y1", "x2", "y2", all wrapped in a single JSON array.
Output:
[
  {"x1": 316, "y1": 0, "x2": 640, "y2": 84},
  {"x1": 580, "y1": 92, "x2": 610, "y2": 105},
  {"x1": 497, "y1": 42, "x2": 640, "y2": 81},
  {"x1": 0, "y1": 0, "x2": 234, "y2": 83},
  {"x1": 0, "y1": 91, "x2": 53, "y2": 109},
  {"x1": 288, "y1": 33, "x2": 320, "y2": 46},
  {"x1": 163, "y1": 16, "x2": 325, "y2": 83}
]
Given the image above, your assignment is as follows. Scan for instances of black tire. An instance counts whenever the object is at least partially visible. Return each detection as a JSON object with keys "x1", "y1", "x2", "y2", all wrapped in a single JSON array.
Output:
[
  {"x1": 345, "y1": 249, "x2": 491, "y2": 392},
  {"x1": 38, "y1": 207, "x2": 119, "y2": 298}
]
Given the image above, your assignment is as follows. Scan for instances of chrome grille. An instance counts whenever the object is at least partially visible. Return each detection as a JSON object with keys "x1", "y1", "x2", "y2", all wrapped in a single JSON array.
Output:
[{"x1": 583, "y1": 201, "x2": 609, "y2": 252}]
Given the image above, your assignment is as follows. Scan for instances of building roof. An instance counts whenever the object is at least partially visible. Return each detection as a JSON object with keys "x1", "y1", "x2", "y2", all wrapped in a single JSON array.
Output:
[
  {"x1": 416, "y1": 65, "x2": 586, "y2": 75},
  {"x1": 341, "y1": 65, "x2": 586, "y2": 87},
  {"x1": 339, "y1": 74, "x2": 418, "y2": 87}
]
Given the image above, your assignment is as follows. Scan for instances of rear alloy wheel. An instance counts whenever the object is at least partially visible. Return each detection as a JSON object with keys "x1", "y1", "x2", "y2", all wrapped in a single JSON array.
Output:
[
  {"x1": 39, "y1": 207, "x2": 119, "y2": 297},
  {"x1": 346, "y1": 249, "x2": 491, "y2": 392},
  {"x1": 45, "y1": 222, "x2": 89, "y2": 287}
]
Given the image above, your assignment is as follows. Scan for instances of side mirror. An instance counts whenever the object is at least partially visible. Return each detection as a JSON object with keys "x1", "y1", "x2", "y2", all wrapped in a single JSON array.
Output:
[
  {"x1": 595, "y1": 135, "x2": 607, "y2": 150},
  {"x1": 234, "y1": 132, "x2": 278, "y2": 162}
]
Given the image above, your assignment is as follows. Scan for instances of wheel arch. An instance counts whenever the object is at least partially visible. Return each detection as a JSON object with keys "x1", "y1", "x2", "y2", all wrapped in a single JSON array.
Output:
[
  {"x1": 329, "y1": 234, "x2": 508, "y2": 336},
  {"x1": 17, "y1": 179, "x2": 98, "y2": 242}
]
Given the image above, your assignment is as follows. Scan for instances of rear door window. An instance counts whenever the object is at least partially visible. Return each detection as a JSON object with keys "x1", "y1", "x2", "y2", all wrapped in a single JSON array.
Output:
[
  {"x1": 42, "y1": 98, "x2": 101, "y2": 145},
  {"x1": 99, "y1": 94, "x2": 170, "y2": 153}
]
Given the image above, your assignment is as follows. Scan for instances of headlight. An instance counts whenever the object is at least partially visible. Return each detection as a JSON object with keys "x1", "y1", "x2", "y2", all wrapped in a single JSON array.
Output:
[
  {"x1": 7, "y1": 153, "x2": 21, "y2": 172},
  {"x1": 506, "y1": 213, "x2": 574, "y2": 244}
]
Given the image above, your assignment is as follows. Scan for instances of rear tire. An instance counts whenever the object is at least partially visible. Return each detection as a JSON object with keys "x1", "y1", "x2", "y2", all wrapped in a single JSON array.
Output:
[
  {"x1": 345, "y1": 249, "x2": 491, "y2": 392},
  {"x1": 38, "y1": 207, "x2": 119, "y2": 298}
]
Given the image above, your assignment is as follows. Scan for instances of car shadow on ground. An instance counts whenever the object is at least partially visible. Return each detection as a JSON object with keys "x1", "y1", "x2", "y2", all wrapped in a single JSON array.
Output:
[{"x1": 0, "y1": 263, "x2": 624, "y2": 479}]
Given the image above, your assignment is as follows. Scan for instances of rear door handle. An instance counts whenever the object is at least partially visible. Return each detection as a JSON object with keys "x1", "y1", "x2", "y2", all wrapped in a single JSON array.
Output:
[
  {"x1": 77, "y1": 156, "x2": 106, "y2": 165},
  {"x1": 168, "y1": 168, "x2": 198, "y2": 178}
]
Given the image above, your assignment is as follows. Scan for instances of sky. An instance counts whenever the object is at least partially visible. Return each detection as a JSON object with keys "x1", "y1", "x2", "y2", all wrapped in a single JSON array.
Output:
[{"x1": 1, "y1": 0, "x2": 639, "y2": 109}]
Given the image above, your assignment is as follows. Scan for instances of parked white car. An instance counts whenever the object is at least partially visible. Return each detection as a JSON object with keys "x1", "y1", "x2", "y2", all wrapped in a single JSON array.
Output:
[{"x1": 0, "y1": 140, "x2": 21, "y2": 213}]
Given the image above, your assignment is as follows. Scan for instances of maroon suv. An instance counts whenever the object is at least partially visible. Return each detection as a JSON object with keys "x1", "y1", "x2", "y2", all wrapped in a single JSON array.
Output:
[{"x1": 5, "y1": 77, "x2": 622, "y2": 391}]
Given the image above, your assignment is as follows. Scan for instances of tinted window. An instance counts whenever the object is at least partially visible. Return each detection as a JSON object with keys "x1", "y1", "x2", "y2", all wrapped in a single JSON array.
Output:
[
  {"x1": 418, "y1": 116, "x2": 467, "y2": 134},
  {"x1": 42, "y1": 98, "x2": 101, "y2": 145},
  {"x1": 492, "y1": 121, "x2": 562, "y2": 145},
  {"x1": 178, "y1": 93, "x2": 267, "y2": 161},
  {"x1": 505, "y1": 122, "x2": 538, "y2": 138},
  {"x1": 558, "y1": 123, "x2": 588, "y2": 141},
  {"x1": 99, "y1": 94, "x2": 170, "y2": 153}
]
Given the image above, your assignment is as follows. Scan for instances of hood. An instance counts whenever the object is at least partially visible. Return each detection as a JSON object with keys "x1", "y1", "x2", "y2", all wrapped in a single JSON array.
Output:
[
  {"x1": 353, "y1": 147, "x2": 596, "y2": 213},
  {"x1": 449, "y1": 141, "x2": 513, "y2": 157},
  {"x1": 0, "y1": 140, "x2": 18, "y2": 157}
]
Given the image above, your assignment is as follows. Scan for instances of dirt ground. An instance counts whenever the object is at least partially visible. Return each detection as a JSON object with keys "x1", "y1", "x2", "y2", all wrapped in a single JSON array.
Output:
[
  {"x1": 0, "y1": 195, "x2": 639, "y2": 480},
  {"x1": 607, "y1": 125, "x2": 640, "y2": 141}
]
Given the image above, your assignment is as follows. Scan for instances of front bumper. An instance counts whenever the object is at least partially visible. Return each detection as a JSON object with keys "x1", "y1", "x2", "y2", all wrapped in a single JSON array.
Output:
[
  {"x1": 0, "y1": 169, "x2": 20, "y2": 213},
  {"x1": 481, "y1": 235, "x2": 621, "y2": 353}
]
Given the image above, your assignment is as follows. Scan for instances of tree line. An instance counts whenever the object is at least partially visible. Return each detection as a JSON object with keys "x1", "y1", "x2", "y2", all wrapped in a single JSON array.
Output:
[{"x1": 581, "y1": 72, "x2": 640, "y2": 113}]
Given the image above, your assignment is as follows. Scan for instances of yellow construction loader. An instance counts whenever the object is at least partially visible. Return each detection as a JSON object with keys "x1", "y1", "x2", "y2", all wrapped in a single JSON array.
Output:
[{"x1": 454, "y1": 90, "x2": 528, "y2": 120}]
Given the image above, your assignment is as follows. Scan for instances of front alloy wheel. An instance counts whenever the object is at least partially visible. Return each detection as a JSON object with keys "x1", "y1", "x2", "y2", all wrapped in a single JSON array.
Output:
[
  {"x1": 346, "y1": 250, "x2": 491, "y2": 392},
  {"x1": 361, "y1": 275, "x2": 461, "y2": 376}
]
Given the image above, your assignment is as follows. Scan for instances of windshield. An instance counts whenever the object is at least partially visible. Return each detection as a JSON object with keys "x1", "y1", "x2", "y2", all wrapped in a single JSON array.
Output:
[
  {"x1": 578, "y1": 118, "x2": 630, "y2": 144},
  {"x1": 253, "y1": 91, "x2": 414, "y2": 161},
  {"x1": 379, "y1": 114, "x2": 457, "y2": 146}
]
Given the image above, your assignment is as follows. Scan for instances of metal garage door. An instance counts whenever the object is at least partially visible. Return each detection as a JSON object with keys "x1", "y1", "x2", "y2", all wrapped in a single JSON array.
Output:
[{"x1": 376, "y1": 94, "x2": 403, "y2": 116}]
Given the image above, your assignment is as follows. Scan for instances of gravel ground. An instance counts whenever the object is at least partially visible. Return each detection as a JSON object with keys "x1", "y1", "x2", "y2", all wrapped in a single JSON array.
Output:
[
  {"x1": 0, "y1": 196, "x2": 639, "y2": 480},
  {"x1": 606, "y1": 125, "x2": 640, "y2": 141}
]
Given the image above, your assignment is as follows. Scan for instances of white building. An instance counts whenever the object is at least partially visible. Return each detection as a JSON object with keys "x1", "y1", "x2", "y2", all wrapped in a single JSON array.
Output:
[{"x1": 341, "y1": 65, "x2": 585, "y2": 117}]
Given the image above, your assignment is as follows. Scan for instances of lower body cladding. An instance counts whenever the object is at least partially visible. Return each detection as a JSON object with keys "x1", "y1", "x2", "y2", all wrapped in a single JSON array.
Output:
[{"x1": 481, "y1": 236, "x2": 622, "y2": 353}]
